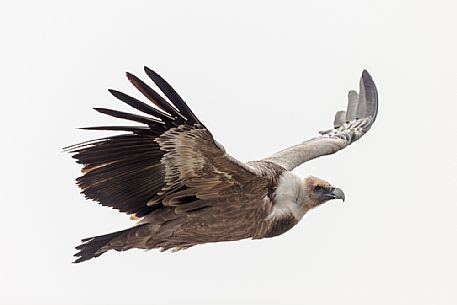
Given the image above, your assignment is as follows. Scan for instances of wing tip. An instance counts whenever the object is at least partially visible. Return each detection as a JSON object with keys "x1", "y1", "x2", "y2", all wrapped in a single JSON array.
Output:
[
  {"x1": 356, "y1": 69, "x2": 378, "y2": 120},
  {"x1": 126, "y1": 71, "x2": 141, "y2": 85},
  {"x1": 107, "y1": 88, "x2": 121, "y2": 98},
  {"x1": 125, "y1": 71, "x2": 134, "y2": 79},
  {"x1": 361, "y1": 69, "x2": 374, "y2": 84},
  {"x1": 362, "y1": 69, "x2": 378, "y2": 120},
  {"x1": 144, "y1": 66, "x2": 157, "y2": 79}
]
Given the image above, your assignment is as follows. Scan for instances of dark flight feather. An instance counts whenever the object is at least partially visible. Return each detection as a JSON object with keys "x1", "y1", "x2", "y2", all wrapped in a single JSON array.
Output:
[
  {"x1": 79, "y1": 126, "x2": 151, "y2": 133},
  {"x1": 126, "y1": 72, "x2": 185, "y2": 121},
  {"x1": 69, "y1": 134, "x2": 166, "y2": 217},
  {"x1": 108, "y1": 89, "x2": 174, "y2": 123},
  {"x1": 93, "y1": 108, "x2": 164, "y2": 126},
  {"x1": 144, "y1": 66, "x2": 200, "y2": 125}
]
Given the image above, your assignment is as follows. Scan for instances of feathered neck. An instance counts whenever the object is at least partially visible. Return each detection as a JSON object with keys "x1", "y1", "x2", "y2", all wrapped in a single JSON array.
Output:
[{"x1": 269, "y1": 172, "x2": 309, "y2": 221}]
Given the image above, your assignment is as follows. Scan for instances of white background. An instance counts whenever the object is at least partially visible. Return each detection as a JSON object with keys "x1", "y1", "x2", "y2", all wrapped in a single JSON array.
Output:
[{"x1": 1, "y1": 1, "x2": 456, "y2": 304}]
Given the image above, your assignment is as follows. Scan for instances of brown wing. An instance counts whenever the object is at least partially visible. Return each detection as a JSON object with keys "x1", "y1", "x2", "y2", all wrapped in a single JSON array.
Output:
[
  {"x1": 65, "y1": 67, "x2": 270, "y2": 219},
  {"x1": 155, "y1": 126, "x2": 268, "y2": 209}
]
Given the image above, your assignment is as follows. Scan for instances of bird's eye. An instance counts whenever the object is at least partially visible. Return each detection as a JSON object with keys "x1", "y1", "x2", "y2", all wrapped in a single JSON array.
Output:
[{"x1": 313, "y1": 186, "x2": 325, "y2": 193}]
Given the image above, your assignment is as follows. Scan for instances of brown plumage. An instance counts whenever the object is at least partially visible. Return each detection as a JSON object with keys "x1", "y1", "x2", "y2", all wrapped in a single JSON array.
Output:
[{"x1": 66, "y1": 67, "x2": 378, "y2": 263}]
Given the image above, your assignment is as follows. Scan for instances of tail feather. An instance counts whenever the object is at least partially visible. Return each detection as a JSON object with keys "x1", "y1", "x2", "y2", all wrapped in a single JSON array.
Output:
[{"x1": 74, "y1": 224, "x2": 149, "y2": 263}]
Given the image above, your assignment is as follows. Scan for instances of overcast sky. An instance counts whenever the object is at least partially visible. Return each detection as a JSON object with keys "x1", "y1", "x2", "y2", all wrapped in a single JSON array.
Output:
[{"x1": 1, "y1": 1, "x2": 456, "y2": 304}]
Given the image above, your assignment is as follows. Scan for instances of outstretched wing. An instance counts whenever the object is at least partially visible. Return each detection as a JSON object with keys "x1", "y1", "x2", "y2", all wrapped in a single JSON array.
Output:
[
  {"x1": 65, "y1": 67, "x2": 268, "y2": 218},
  {"x1": 263, "y1": 70, "x2": 378, "y2": 171}
]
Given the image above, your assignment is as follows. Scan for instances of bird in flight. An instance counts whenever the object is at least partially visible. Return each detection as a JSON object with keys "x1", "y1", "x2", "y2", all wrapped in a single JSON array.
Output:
[{"x1": 66, "y1": 67, "x2": 378, "y2": 263}]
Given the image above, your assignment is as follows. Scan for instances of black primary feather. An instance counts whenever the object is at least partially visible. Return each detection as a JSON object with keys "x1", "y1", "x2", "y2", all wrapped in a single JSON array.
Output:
[
  {"x1": 108, "y1": 89, "x2": 175, "y2": 123},
  {"x1": 144, "y1": 66, "x2": 200, "y2": 125},
  {"x1": 126, "y1": 72, "x2": 185, "y2": 122},
  {"x1": 80, "y1": 126, "x2": 151, "y2": 133},
  {"x1": 93, "y1": 108, "x2": 164, "y2": 126}
]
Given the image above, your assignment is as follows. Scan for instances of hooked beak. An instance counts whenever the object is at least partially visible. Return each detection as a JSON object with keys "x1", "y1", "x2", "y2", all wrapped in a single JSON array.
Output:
[{"x1": 328, "y1": 187, "x2": 345, "y2": 202}]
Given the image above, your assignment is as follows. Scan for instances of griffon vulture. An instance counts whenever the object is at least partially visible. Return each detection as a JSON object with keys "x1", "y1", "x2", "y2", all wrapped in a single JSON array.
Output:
[{"x1": 66, "y1": 68, "x2": 378, "y2": 263}]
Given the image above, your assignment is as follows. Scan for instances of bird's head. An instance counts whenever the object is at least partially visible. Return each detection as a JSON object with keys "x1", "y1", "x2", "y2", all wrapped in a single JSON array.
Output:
[{"x1": 303, "y1": 176, "x2": 345, "y2": 207}]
